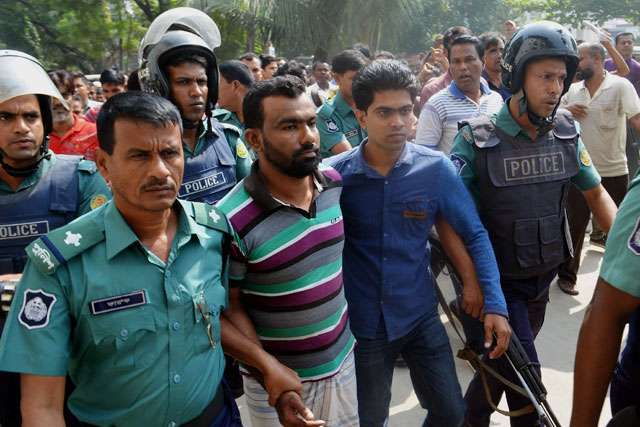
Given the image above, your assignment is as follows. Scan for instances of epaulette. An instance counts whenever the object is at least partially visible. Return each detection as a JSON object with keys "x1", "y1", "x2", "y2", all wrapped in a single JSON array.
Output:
[
  {"x1": 316, "y1": 99, "x2": 336, "y2": 119},
  {"x1": 459, "y1": 117, "x2": 500, "y2": 149},
  {"x1": 26, "y1": 217, "x2": 105, "y2": 275},
  {"x1": 218, "y1": 122, "x2": 242, "y2": 138},
  {"x1": 77, "y1": 159, "x2": 98, "y2": 173},
  {"x1": 189, "y1": 201, "x2": 232, "y2": 235}
]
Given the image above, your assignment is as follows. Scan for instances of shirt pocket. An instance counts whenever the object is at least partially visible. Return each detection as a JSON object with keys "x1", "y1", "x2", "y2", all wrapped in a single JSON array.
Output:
[
  {"x1": 599, "y1": 105, "x2": 619, "y2": 129},
  {"x1": 399, "y1": 199, "x2": 430, "y2": 235},
  {"x1": 192, "y1": 286, "x2": 223, "y2": 354},
  {"x1": 86, "y1": 304, "x2": 157, "y2": 369}
]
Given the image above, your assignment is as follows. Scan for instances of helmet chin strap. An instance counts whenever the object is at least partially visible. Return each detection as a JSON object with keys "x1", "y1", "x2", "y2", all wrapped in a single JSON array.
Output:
[
  {"x1": 0, "y1": 138, "x2": 51, "y2": 178},
  {"x1": 514, "y1": 89, "x2": 557, "y2": 137}
]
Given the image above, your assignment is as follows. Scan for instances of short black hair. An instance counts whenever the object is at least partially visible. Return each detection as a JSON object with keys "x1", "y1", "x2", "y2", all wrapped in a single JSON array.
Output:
[
  {"x1": 273, "y1": 61, "x2": 307, "y2": 81},
  {"x1": 331, "y1": 50, "x2": 367, "y2": 75},
  {"x1": 96, "y1": 91, "x2": 182, "y2": 155},
  {"x1": 443, "y1": 26, "x2": 472, "y2": 52},
  {"x1": 99, "y1": 68, "x2": 125, "y2": 86},
  {"x1": 615, "y1": 32, "x2": 634, "y2": 44},
  {"x1": 352, "y1": 59, "x2": 419, "y2": 112},
  {"x1": 48, "y1": 69, "x2": 74, "y2": 94},
  {"x1": 479, "y1": 32, "x2": 505, "y2": 52},
  {"x1": 351, "y1": 43, "x2": 372, "y2": 60},
  {"x1": 72, "y1": 73, "x2": 88, "y2": 85},
  {"x1": 312, "y1": 61, "x2": 330, "y2": 71},
  {"x1": 161, "y1": 50, "x2": 208, "y2": 71},
  {"x1": 219, "y1": 60, "x2": 254, "y2": 89},
  {"x1": 239, "y1": 52, "x2": 259, "y2": 62},
  {"x1": 259, "y1": 54, "x2": 277, "y2": 69},
  {"x1": 374, "y1": 50, "x2": 395, "y2": 60},
  {"x1": 243, "y1": 75, "x2": 307, "y2": 130},
  {"x1": 448, "y1": 35, "x2": 483, "y2": 61}
]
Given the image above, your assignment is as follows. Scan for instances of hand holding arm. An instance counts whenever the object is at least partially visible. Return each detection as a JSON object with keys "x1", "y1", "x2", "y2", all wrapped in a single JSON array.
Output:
[
  {"x1": 483, "y1": 314, "x2": 511, "y2": 359},
  {"x1": 275, "y1": 391, "x2": 326, "y2": 427}
]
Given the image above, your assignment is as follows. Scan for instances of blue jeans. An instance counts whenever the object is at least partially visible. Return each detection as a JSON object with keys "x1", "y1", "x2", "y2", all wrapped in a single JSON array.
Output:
[{"x1": 354, "y1": 308, "x2": 466, "y2": 427}]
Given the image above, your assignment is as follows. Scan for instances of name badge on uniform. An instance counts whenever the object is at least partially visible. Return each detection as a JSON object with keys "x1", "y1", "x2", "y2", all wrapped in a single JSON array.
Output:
[
  {"x1": 344, "y1": 129, "x2": 358, "y2": 139},
  {"x1": 90, "y1": 290, "x2": 147, "y2": 315}
]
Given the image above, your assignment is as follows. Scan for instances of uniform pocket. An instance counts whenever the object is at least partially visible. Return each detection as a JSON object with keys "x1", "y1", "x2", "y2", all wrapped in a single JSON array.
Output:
[
  {"x1": 193, "y1": 287, "x2": 223, "y2": 354},
  {"x1": 87, "y1": 304, "x2": 156, "y2": 369},
  {"x1": 539, "y1": 214, "x2": 563, "y2": 263},
  {"x1": 514, "y1": 218, "x2": 540, "y2": 268}
]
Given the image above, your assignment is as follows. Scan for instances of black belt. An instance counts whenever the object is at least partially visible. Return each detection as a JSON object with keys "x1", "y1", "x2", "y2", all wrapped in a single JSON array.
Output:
[{"x1": 181, "y1": 382, "x2": 226, "y2": 427}]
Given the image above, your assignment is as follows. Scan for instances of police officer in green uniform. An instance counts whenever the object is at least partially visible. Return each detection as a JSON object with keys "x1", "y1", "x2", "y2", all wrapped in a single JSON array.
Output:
[
  {"x1": 0, "y1": 50, "x2": 110, "y2": 427},
  {"x1": 316, "y1": 50, "x2": 368, "y2": 159},
  {"x1": 449, "y1": 22, "x2": 618, "y2": 426},
  {"x1": 213, "y1": 59, "x2": 255, "y2": 160},
  {"x1": 0, "y1": 91, "x2": 311, "y2": 427},
  {"x1": 138, "y1": 8, "x2": 252, "y2": 205}
]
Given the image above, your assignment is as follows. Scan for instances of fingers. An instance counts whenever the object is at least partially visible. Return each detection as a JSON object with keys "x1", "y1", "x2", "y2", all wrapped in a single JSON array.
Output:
[
  {"x1": 276, "y1": 392, "x2": 326, "y2": 427},
  {"x1": 486, "y1": 316, "x2": 511, "y2": 359}
]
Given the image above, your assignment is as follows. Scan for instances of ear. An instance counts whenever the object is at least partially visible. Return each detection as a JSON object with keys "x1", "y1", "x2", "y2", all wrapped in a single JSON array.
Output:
[
  {"x1": 333, "y1": 72, "x2": 342, "y2": 86},
  {"x1": 231, "y1": 80, "x2": 241, "y2": 93},
  {"x1": 355, "y1": 109, "x2": 367, "y2": 129},
  {"x1": 244, "y1": 128, "x2": 263, "y2": 153},
  {"x1": 93, "y1": 147, "x2": 111, "y2": 184}
]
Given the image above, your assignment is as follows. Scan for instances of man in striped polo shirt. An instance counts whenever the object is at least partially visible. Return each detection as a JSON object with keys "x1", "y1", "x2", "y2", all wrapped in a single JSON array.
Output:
[
  {"x1": 218, "y1": 75, "x2": 357, "y2": 427},
  {"x1": 416, "y1": 35, "x2": 504, "y2": 155}
]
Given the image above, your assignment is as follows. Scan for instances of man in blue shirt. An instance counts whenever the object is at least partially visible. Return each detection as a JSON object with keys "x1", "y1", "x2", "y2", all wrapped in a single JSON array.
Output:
[{"x1": 325, "y1": 59, "x2": 510, "y2": 427}]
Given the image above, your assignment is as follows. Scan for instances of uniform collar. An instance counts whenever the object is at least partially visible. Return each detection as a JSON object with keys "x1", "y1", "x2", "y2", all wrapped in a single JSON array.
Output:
[
  {"x1": 333, "y1": 91, "x2": 356, "y2": 117},
  {"x1": 349, "y1": 138, "x2": 412, "y2": 176},
  {"x1": 448, "y1": 79, "x2": 492, "y2": 99},
  {"x1": 185, "y1": 118, "x2": 221, "y2": 156},
  {"x1": 0, "y1": 150, "x2": 54, "y2": 193},
  {"x1": 243, "y1": 160, "x2": 328, "y2": 212},
  {"x1": 104, "y1": 198, "x2": 205, "y2": 260},
  {"x1": 493, "y1": 101, "x2": 532, "y2": 141}
]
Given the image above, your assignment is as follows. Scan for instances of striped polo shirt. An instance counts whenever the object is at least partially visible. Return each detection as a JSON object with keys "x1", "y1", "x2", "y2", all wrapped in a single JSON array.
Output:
[{"x1": 217, "y1": 161, "x2": 355, "y2": 381}]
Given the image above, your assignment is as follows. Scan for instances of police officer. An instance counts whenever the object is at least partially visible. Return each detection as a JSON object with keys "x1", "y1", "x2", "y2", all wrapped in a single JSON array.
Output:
[
  {"x1": 316, "y1": 49, "x2": 368, "y2": 159},
  {"x1": 0, "y1": 50, "x2": 110, "y2": 427},
  {"x1": 138, "y1": 7, "x2": 252, "y2": 205},
  {"x1": 0, "y1": 91, "x2": 306, "y2": 426},
  {"x1": 449, "y1": 21, "x2": 618, "y2": 426}
]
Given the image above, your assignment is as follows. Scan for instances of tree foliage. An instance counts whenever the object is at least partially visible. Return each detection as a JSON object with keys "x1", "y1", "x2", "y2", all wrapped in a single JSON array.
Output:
[{"x1": 514, "y1": 0, "x2": 640, "y2": 27}]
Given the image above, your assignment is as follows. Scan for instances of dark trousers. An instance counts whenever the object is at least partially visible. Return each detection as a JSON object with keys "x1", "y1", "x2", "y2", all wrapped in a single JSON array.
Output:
[
  {"x1": 464, "y1": 269, "x2": 556, "y2": 427},
  {"x1": 558, "y1": 175, "x2": 628, "y2": 285}
]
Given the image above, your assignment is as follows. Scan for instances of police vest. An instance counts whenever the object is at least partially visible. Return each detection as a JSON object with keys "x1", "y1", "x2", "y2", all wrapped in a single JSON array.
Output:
[
  {"x1": 0, "y1": 155, "x2": 81, "y2": 274},
  {"x1": 463, "y1": 109, "x2": 579, "y2": 280},
  {"x1": 178, "y1": 122, "x2": 237, "y2": 205}
]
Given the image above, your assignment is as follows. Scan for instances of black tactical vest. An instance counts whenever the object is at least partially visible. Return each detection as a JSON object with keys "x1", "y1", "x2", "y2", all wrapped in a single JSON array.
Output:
[{"x1": 462, "y1": 109, "x2": 579, "y2": 280}]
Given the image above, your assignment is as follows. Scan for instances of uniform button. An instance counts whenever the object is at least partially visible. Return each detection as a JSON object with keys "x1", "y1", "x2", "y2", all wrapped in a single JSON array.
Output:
[
  {"x1": 120, "y1": 329, "x2": 128, "y2": 338},
  {"x1": 173, "y1": 322, "x2": 181, "y2": 331},
  {"x1": 168, "y1": 422, "x2": 176, "y2": 427},
  {"x1": 165, "y1": 270, "x2": 171, "y2": 278},
  {"x1": 173, "y1": 374, "x2": 181, "y2": 383}
]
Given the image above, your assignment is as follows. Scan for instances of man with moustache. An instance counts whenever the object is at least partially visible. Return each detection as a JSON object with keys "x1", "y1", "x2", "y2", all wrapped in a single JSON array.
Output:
[
  {"x1": 308, "y1": 61, "x2": 333, "y2": 107},
  {"x1": 449, "y1": 22, "x2": 618, "y2": 425},
  {"x1": 326, "y1": 60, "x2": 510, "y2": 427},
  {"x1": 556, "y1": 41, "x2": 640, "y2": 296},
  {"x1": 0, "y1": 91, "x2": 306, "y2": 427},
  {"x1": 218, "y1": 75, "x2": 357, "y2": 426},
  {"x1": 240, "y1": 52, "x2": 264, "y2": 83},
  {"x1": 605, "y1": 32, "x2": 640, "y2": 96},
  {"x1": 48, "y1": 70, "x2": 99, "y2": 161},
  {"x1": 139, "y1": 7, "x2": 251, "y2": 205},
  {"x1": 0, "y1": 50, "x2": 110, "y2": 427},
  {"x1": 416, "y1": 35, "x2": 503, "y2": 155},
  {"x1": 480, "y1": 32, "x2": 510, "y2": 101}
]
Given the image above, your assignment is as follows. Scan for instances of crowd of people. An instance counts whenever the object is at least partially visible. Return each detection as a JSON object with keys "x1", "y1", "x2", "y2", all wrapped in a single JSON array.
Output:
[{"x1": 0, "y1": 5, "x2": 639, "y2": 427}]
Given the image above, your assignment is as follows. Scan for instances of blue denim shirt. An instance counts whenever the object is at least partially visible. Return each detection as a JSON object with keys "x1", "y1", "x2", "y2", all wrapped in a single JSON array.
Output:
[{"x1": 325, "y1": 140, "x2": 507, "y2": 340}]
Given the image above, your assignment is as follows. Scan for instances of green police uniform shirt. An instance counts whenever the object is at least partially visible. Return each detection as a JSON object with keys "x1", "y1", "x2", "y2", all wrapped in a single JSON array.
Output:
[
  {"x1": 213, "y1": 108, "x2": 257, "y2": 161},
  {"x1": 0, "y1": 151, "x2": 111, "y2": 215},
  {"x1": 189, "y1": 118, "x2": 253, "y2": 180},
  {"x1": 449, "y1": 104, "x2": 601, "y2": 208},
  {"x1": 316, "y1": 91, "x2": 367, "y2": 159},
  {"x1": 0, "y1": 199, "x2": 230, "y2": 426},
  {"x1": 600, "y1": 171, "x2": 640, "y2": 297}
]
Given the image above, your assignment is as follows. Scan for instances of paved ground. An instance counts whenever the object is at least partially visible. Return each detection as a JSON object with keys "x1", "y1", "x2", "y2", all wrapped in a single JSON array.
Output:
[{"x1": 236, "y1": 237, "x2": 618, "y2": 426}]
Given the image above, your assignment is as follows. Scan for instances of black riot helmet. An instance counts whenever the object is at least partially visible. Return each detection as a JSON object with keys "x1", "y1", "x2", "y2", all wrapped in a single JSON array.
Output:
[
  {"x1": 500, "y1": 21, "x2": 579, "y2": 132},
  {"x1": 0, "y1": 50, "x2": 68, "y2": 177},
  {"x1": 138, "y1": 8, "x2": 221, "y2": 126}
]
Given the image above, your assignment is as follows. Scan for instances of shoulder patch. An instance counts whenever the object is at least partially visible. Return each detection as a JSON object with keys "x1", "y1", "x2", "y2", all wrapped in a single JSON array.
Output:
[
  {"x1": 18, "y1": 289, "x2": 56, "y2": 329},
  {"x1": 90, "y1": 194, "x2": 107, "y2": 210},
  {"x1": 627, "y1": 216, "x2": 640, "y2": 256},
  {"x1": 26, "y1": 219, "x2": 105, "y2": 274},
  {"x1": 192, "y1": 202, "x2": 232, "y2": 235},
  {"x1": 236, "y1": 141, "x2": 249, "y2": 159},
  {"x1": 326, "y1": 119, "x2": 339, "y2": 133},
  {"x1": 77, "y1": 160, "x2": 98, "y2": 173},
  {"x1": 450, "y1": 154, "x2": 467, "y2": 175},
  {"x1": 580, "y1": 147, "x2": 592, "y2": 166}
]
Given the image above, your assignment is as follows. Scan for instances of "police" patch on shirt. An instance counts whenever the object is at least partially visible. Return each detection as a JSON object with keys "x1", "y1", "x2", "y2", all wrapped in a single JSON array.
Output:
[
  {"x1": 19, "y1": 289, "x2": 56, "y2": 329},
  {"x1": 504, "y1": 152, "x2": 565, "y2": 181},
  {"x1": 180, "y1": 173, "x2": 227, "y2": 196},
  {"x1": 0, "y1": 221, "x2": 49, "y2": 240},
  {"x1": 90, "y1": 290, "x2": 147, "y2": 315}
]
